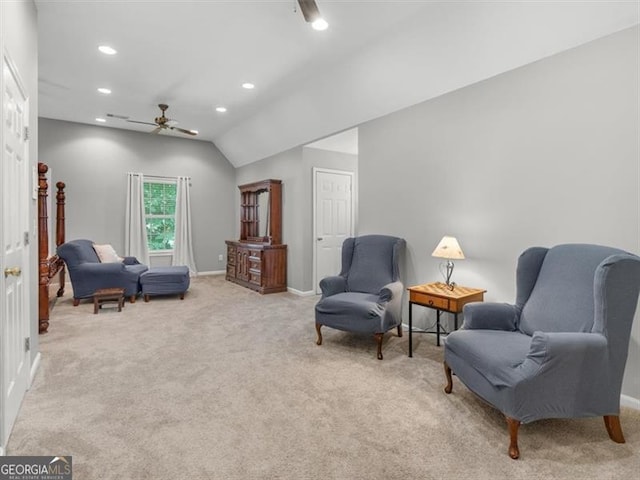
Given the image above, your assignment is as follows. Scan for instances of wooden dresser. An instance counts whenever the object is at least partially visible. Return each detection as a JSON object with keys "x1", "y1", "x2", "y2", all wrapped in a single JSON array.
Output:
[{"x1": 226, "y1": 179, "x2": 287, "y2": 294}]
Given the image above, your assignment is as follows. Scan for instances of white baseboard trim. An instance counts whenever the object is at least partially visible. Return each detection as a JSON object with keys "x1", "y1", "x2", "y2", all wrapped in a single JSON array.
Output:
[
  {"x1": 621, "y1": 394, "x2": 640, "y2": 410},
  {"x1": 197, "y1": 270, "x2": 225, "y2": 276},
  {"x1": 29, "y1": 352, "x2": 41, "y2": 388},
  {"x1": 287, "y1": 287, "x2": 316, "y2": 297}
]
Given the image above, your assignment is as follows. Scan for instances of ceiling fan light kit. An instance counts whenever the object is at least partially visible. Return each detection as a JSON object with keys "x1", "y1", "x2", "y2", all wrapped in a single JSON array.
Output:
[{"x1": 297, "y1": 0, "x2": 328, "y2": 30}]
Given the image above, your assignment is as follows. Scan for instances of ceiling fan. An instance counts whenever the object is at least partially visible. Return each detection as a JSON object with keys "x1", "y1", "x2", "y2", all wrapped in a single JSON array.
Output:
[{"x1": 108, "y1": 104, "x2": 197, "y2": 136}]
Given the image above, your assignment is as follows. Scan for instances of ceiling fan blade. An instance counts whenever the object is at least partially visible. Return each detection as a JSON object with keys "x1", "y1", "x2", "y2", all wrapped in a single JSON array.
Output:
[
  {"x1": 127, "y1": 120, "x2": 158, "y2": 126},
  {"x1": 170, "y1": 126, "x2": 198, "y2": 136},
  {"x1": 297, "y1": 0, "x2": 321, "y2": 22},
  {"x1": 150, "y1": 126, "x2": 164, "y2": 134},
  {"x1": 106, "y1": 113, "x2": 129, "y2": 120}
]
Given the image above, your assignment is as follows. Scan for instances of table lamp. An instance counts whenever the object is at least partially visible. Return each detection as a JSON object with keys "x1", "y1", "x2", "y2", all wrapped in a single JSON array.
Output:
[{"x1": 432, "y1": 236, "x2": 465, "y2": 289}]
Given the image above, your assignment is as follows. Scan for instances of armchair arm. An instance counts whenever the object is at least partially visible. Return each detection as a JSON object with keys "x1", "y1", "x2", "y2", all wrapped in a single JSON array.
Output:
[
  {"x1": 379, "y1": 281, "x2": 403, "y2": 303},
  {"x1": 462, "y1": 302, "x2": 518, "y2": 331},
  {"x1": 77, "y1": 262, "x2": 128, "y2": 274},
  {"x1": 517, "y1": 331, "x2": 608, "y2": 380},
  {"x1": 122, "y1": 256, "x2": 140, "y2": 265},
  {"x1": 479, "y1": 331, "x2": 609, "y2": 390},
  {"x1": 319, "y1": 276, "x2": 347, "y2": 297}
]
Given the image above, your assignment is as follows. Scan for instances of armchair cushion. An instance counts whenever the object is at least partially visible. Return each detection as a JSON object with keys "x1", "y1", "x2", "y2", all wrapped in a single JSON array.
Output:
[{"x1": 93, "y1": 243, "x2": 123, "y2": 263}]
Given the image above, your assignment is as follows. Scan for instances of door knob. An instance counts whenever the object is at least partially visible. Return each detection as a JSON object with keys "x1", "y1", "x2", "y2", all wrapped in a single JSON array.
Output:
[
  {"x1": 4, "y1": 267, "x2": 21, "y2": 277},
  {"x1": 317, "y1": 237, "x2": 323, "y2": 241}
]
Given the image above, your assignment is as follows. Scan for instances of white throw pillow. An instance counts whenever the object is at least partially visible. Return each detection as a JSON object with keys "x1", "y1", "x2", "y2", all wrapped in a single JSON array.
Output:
[{"x1": 93, "y1": 244, "x2": 123, "y2": 263}]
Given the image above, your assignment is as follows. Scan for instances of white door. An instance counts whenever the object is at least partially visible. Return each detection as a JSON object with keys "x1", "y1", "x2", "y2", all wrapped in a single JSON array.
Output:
[
  {"x1": 1, "y1": 54, "x2": 31, "y2": 447},
  {"x1": 313, "y1": 169, "x2": 354, "y2": 294}
]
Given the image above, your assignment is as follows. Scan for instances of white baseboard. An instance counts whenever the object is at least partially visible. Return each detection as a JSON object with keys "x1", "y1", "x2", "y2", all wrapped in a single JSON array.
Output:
[
  {"x1": 29, "y1": 352, "x2": 41, "y2": 388},
  {"x1": 287, "y1": 287, "x2": 316, "y2": 297},
  {"x1": 621, "y1": 394, "x2": 640, "y2": 410},
  {"x1": 197, "y1": 270, "x2": 225, "y2": 276}
]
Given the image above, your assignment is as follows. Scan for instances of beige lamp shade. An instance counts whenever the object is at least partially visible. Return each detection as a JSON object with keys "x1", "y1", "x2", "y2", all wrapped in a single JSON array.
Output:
[{"x1": 432, "y1": 236, "x2": 465, "y2": 260}]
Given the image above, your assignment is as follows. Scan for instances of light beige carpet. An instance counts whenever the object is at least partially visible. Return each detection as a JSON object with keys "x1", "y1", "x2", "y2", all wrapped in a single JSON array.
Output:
[{"x1": 8, "y1": 275, "x2": 640, "y2": 479}]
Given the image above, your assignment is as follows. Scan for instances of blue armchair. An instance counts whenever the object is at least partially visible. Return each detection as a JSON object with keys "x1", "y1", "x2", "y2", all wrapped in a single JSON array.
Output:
[
  {"x1": 57, "y1": 239, "x2": 148, "y2": 305},
  {"x1": 315, "y1": 235, "x2": 406, "y2": 360},
  {"x1": 444, "y1": 244, "x2": 640, "y2": 459}
]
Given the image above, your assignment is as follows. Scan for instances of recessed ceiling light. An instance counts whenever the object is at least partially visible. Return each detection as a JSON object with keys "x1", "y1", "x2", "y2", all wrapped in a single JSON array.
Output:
[
  {"x1": 215, "y1": 106, "x2": 227, "y2": 113},
  {"x1": 97, "y1": 87, "x2": 111, "y2": 94},
  {"x1": 242, "y1": 83, "x2": 255, "y2": 90},
  {"x1": 95, "y1": 118, "x2": 106, "y2": 123},
  {"x1": 98, "y1": 45, "x2": 117, "y2": 55},
  {"x1": 311, "y1": 18, "x2": 329, "y2": 31}
]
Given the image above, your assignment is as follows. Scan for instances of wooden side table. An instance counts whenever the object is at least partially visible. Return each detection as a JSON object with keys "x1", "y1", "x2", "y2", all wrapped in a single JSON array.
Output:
[
  {"x1": 93, "y1": 287, "x2": 125, "y2": 314},
  {"x1": 407, "y1": 282, "x2": 485, "y2": 356}
]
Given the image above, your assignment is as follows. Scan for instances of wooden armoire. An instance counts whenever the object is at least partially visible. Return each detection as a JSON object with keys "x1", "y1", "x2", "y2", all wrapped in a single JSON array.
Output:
[{"x1": 225, "y1": 179, "x2": 287, "y2": 294}]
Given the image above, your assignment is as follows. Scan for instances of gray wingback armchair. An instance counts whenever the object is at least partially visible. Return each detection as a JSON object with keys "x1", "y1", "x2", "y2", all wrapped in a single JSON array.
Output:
[
  {"x1": 443, "y1": 244, "x2": 640, "y2": 459},
  {"x1": 57, "y1": 239, "x2": 148, "y2": 305},
  {"x1": 315, "y1": 235, "x2": 406, "y2": 360}
]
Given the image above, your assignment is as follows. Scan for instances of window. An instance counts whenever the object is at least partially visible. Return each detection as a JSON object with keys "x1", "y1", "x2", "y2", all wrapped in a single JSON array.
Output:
[{"x1": 143, "y1": 180, "x2": 177, "y2": 252}]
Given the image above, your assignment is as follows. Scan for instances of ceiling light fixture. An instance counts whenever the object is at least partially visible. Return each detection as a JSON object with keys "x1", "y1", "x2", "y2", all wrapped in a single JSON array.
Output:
[
  {"x1": 297, "y1": 0, "x2": 329, "y2": 31},
  {"x1": 95, "y1": 118, "x2": 106, "y2": 123},
  {"x1": 98, "y1": 45, "x2": 117, "y2": 55},
  {"x1": 311, "y1": 18, "x2": 329, "y2": 31},
  {"x1": 215, "y1": 107, "x2": 227, "y2": 113},
  {"x1": 242, "y1": 83, "x2": 255, "y2": 90},
  {"x1": 97, "y1": 87, "x2": 111, "y2": 94}
]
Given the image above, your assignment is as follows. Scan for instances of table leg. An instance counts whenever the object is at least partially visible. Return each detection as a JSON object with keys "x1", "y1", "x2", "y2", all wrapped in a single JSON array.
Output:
[
  {"x1": 409, "y1": 302, "x2": 413, "y2": 358},
  {"x1": 455, "y1": 313, "x2": 458, "y2": 330},
  {"x1": 436, "y1": 310, "x2": 441, "y2": 347}
]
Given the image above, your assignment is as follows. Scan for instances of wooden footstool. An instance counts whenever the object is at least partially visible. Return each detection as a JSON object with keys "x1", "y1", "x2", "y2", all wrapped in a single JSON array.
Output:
[{"x1": 93, "y1": 287, "x2": 125, "y2": 314}]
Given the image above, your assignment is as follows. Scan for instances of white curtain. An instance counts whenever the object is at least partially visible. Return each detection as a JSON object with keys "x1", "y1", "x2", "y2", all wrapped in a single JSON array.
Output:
[
  {"x1": 125, "y1": 172, "x2": 150, "y2": 265},
  {"x1": 172, "y1": 176, "x2": 197, "y2": 275}
]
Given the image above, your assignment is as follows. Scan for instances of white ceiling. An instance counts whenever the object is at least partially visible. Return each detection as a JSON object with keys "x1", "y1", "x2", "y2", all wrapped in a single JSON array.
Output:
[
  {"x1": 306, "y1": 128, "x2": 358, "y2": 155},
  {"x1": 36, "y1": 1, "x2": 639, "y2": 167}
]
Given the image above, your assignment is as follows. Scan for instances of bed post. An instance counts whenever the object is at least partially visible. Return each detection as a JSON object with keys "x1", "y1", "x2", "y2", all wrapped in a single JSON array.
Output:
[
  {"x1": 38, "y1": 163, "x2": 50, "y2": 334},
  {"x1": 55, "y1": 181, "x2": 66, "y2": 297}
]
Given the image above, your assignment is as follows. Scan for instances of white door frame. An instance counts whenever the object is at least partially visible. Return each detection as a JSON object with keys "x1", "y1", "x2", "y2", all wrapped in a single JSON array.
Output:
[
  {"x1": 1, "y1": 47, "x2": 32, "y2": 454},
  {"x1": 312, "y1": 167, "x2": 355, "y2": 295}
]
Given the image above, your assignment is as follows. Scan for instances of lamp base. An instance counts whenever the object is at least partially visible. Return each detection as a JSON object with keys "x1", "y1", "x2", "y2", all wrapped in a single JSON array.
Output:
[{"x1": 439, "y1": 260, "x2": 456, "y2": 290}]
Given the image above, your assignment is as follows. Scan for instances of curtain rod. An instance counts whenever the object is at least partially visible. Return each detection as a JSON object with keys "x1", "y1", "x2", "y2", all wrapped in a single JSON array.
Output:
[{"x1": 128, "y1": 173, "x2": 191, "y2": 181}]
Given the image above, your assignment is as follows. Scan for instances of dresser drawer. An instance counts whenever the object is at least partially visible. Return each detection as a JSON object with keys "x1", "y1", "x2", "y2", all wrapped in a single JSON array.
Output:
[
  {"x1": 249, "y1": 270, "x2": 261, "y2": 285},
  {"x1": 411, "y1": 292, "x2": 450, "y2": 310},
  {"x1": 226, "y1": 265, "x2": 236, "y2": 278},
  {"x1": 227, "y1": 245, "x2": 237, "y2": 265},
  {"x1": 248, "y1": 249, "x2": 263, "y2": 259}
]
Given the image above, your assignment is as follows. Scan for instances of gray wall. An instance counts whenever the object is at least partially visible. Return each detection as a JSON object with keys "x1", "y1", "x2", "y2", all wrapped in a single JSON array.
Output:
[
  {"x1": 39, "y1": 119, "x2": 236, "y2": 272},
  {"x1": 1, "y1": 0, "x2": 40, "y2": 363},
  {"x1": 357, "y1": 26, "x2": 640, "y2": 400},
  {"x1": 235, "y1": 146, "x2": 357, "y2": 292}
]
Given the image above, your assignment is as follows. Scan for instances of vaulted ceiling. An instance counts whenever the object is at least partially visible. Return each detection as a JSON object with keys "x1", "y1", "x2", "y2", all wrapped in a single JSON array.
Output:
[{"x1": 36, "y1": 1, "x2": 639, "y2": 167}]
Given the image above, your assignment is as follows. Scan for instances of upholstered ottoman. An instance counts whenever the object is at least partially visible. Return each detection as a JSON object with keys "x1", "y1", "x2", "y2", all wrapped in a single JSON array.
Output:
[{"x1": 140, "y1": 266, "x2": 190, "y2": 302}]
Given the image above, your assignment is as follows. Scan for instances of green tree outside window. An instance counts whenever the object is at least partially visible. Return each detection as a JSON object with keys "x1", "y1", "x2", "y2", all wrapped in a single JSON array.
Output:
[{"x1": 143, "y1": 181, "x2": 177, "y2": 251}]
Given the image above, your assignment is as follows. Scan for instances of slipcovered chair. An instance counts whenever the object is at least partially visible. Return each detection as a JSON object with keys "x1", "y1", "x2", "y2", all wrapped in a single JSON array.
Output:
[
  {"x1": 57, "y1": 239, "x2": 148, "y2": 305},
  {"x1": 315, "y1": 235, "x2": 406, "y2": 360},
  {"x1": 443, "y1": 244, "x2": 640, "y2": 459}
]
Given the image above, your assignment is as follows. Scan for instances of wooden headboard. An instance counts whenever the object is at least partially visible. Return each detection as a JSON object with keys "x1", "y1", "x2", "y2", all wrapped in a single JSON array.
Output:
[{"x1": 38, "y1": 162, "x2": 66, "y2": 334}]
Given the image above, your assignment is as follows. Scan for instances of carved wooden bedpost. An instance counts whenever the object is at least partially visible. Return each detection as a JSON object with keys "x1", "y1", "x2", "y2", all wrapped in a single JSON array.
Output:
[
  {"x1": 55, "y1": 181, "x2": 66, "y2": 297},
  {"x1": 38, "y1": 163, "x2": 50, "y2": 333}
]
